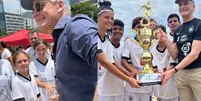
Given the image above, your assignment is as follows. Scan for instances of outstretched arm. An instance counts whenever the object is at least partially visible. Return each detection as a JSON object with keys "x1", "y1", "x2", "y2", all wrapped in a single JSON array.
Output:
[
  {"x1": 150, "y1": 7, "x2": 154, "y2": 14},
  {"x1": 138, "y1": 5, "x2": 144, "y2": 11}
]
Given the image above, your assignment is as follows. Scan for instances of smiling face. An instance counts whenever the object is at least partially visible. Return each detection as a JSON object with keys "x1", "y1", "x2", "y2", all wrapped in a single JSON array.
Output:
[
  {"x1": 98, "y1": 11, "x2": 114, "y2": 31},
  {"x1": 178, "y1": 0, "x2": 195, "y2": 17},
  {"x1": 14, "y1": 53, "x2": 30, "y2": 74},
  {"x1": 32, "y1": 0, "x2": 61, "y2": 34},
  {"x1": 148, "y1": 21, "x2": 156, "y2": 29},
  {"x1": 111, "y1": 25, "x2": 123, "y2": 40},
  {"x1": 28, "y1": 32, "x2": 38, "y2": 47},
  {"x1": 35, "y1": 43, "x2": 47, "y2": 59},
  {"x1": 168, "y1": 17, "x2": 181, "y2": 32}
]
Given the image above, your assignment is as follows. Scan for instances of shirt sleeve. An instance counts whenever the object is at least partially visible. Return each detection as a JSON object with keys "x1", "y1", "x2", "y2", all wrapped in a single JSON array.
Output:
[
  {"x1": 29, "y1": 62, "x2": 38, "y2": 77},
  {"x1": 32, "y1": 75, "x2": 40, "y2": 98},
  {"x1": 122, "y1": 40, "x2": 131, "y2": 60},
  {"x1": 4, "y1": 49, "x2": 11, "y2": 59},
  {"x1": 12, "y1": 80, "x2": 25, "y2": 100},
  {"x1": 194, "y1": 22, "x2": 201, "y2": 40},
  {"x1": 67, "y1": 15, "x2": 97, "y2": 68}
]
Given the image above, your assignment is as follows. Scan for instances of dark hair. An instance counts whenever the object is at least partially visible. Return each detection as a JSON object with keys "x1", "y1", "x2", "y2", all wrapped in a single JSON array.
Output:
[
  {"x1": 98, "y1": 0, "x2": 113, "y2": 16},
  {"x1": 167, "y1": 13, "x2": 180, "y2": 23},
  {"x1": 28, "y1": 30, "x2": 38, "y2": 38},
  {"x1": 16, "y1": 45, "x2": 24, "y2": 51},
  {"x1": 33, "y1": 38, "x2": 48, "y2": 49},
  {"x1": 153, "y1": 25, "x2": 166, "y2": 33},
  {"x1": 0, "y1": 41, "x2": 7, "y2": 48},
  {"x1": 150, "y1": 18, "x2": 157, "y2": 24},
  {"x1": 12, "y1": 51, "x2": 29, "y2": 64},
  {"x1": 132, "y1": 17, "x2": 148, "y2": 29},
  {"x1": 113, "y1": 19, "x2": 124, "y2": 30}
]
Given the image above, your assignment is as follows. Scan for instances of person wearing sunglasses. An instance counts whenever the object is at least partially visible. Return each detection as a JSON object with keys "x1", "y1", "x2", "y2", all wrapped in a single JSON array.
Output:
[
  {"x1": 157, "y1": 0, "x2": 201, "y2": 101},
  {"x1": 167, "y1": 13, "x2": 181, "y2": 43},
  {"x1": 20, "y1": 0, "x2": 98, "y2": 101}
]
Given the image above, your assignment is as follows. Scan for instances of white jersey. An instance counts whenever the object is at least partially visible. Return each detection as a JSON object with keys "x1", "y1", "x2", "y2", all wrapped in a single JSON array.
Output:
[
  {"x1": 29, "y1": 59, "x2": 56, "y2": 101},
  {"x1": 152, "y1": 44, "x2": 178, "y2": 99},
  {"x1": 167, "y1": 32, "x2": 174, "y2": 41},
  {"x1": 0, "y1": 59, "x2": 14, "y2": 101},
  {"x1": 122, "y1": 39, "x2": 152, "y2": 93},
  {"x1": 12, "y1": 73, "x2": 40, "y2": 101},
  {"x1": 1, "y1": 48, "x2": 11, "y2": 59},
  {"x1": 98, "y1": 35, "x2": 125, "y2": 96},
  {"x1": 110, "y1": 42, "x2": 124, "y2": 96},
  {"x1": 25, "y1": 47, "x2": 52, "y2": 62}
]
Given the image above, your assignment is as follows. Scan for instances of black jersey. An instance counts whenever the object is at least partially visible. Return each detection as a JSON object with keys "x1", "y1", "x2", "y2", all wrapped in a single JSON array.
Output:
[{"x1": 173, "y1": 18, "x2": 201, "y2": 69}]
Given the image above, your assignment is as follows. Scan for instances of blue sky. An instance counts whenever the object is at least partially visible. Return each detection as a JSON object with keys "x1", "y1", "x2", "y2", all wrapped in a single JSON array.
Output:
[{"x1": 109, "y1": 0, "x2": 201, "y2": 45}]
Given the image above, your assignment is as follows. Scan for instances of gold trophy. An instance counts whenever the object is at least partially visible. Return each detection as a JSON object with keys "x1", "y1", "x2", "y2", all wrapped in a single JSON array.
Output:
[{"x1": 128, "y1": 1, "x2": 162, "y2": 86}]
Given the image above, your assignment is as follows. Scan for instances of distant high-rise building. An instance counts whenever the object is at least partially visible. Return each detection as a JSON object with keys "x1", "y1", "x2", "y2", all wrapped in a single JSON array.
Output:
[
  {"x1": 22, "y1": 12, "x2": 38, "y2": 29},
  {"x1": 4, "y1": 12, "x2": 24, "y2": 34},
  {"x1": 0, "y1": 0, "x2": 6, "y2": 31}
]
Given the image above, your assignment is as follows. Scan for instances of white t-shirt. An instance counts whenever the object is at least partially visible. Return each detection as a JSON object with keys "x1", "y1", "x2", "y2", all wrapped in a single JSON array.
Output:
[
  {"x1": 0, "y1": 59, "x2": 14, "y2": 101},
  {"x1": 122, "y1": 39, "x2": 152, "y2": 93},
  {"x1": 25, "y1": 47, "x2": 52, "y2": 62},
  {"x1": 152, "y1": 44, "x2": 178, "y2": 99},
  {"x1": 12, "y1": 73, "x2": 40, "y2": 101},
  {"x1": 29, "y1": 59, "x2": 56, "y2": 101},
  {"x1": 98, "y1": 35, "x2": 125, "y2": 96},
  {"x1": 110, "y1": 42, "x2": 125, "y2": 96},
  {"x1": 1, "y1": 48, "x2": 11, "y2": 59}
]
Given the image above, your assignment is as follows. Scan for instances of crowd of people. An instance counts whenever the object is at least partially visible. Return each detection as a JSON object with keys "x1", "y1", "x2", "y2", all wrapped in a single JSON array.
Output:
[{"x1": 0, "y1": 0, "x2": 200, "y2": 101}]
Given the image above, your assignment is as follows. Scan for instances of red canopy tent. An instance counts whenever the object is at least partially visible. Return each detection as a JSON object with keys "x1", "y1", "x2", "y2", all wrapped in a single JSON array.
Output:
[{"x1": 0, "y1": 29, "x2": 54, "y2": 49}]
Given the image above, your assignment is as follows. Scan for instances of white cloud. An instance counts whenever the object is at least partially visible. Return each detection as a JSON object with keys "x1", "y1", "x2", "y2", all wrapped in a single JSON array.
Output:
[
  {"x1": 109, "y1": 0, "x2": 201, "y2": 45},
  {"x1": 2, "y1": 0, "x2": 28, "y2": 14}
]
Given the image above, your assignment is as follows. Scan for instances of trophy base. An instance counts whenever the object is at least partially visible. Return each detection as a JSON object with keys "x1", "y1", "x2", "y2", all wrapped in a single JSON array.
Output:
[{"x1": 136, "y1": 73, "x2": 162, "y2": 86}]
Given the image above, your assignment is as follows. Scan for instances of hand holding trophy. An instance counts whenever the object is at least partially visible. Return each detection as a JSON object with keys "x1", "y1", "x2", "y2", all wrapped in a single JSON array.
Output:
[{"x1": 128, "y1": 0, "x2": 162, "y2": 86}]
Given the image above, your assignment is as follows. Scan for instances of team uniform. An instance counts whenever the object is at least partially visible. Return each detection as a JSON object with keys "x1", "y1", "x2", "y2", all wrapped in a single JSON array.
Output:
[
  {"x1": 12, "y1": 73, "x2": 40, "y2": 101},
  {"x1": 29, "y1": 59, "x2": 56, "y2": 101},
  {"x1": 122, "y1": 39, "x2": 152, "y2": 101},
  {"x1": 152, "y1": 44, "x2": 178, "y2": 101},
  {"x1": 25, "y1": 47, "x2": 52, "y2": 61},
  {"x1": 1, "y1": 48, "x2": 11, "y2": 59},
  {"x1": 98, "y1": 35, "x2": 124, "y2": 101},
  {"x1": 173, "y1": 18, "x2": 201, "y2": 101},
  {"x1": 0, "y1": 59, "x2": 14, "y2": 101}
]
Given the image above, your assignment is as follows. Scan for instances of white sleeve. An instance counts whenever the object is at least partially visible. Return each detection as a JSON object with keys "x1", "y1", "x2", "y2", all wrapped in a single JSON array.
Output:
[
  {"x1": 4, "y1": 49, "x2": 11, "y2": 59},
  {"x1": 29, "y1": 62, "x2": 38, "y2": 77},
  {"x1": 122, "y1": 40, "x2": 130, "y2": 58},
  {"x1": 12, "y1": 80, "x2": 25, "y2": 100},
  {"x1": 32, "y1": 75, "x2": 40, "y2": 97}
]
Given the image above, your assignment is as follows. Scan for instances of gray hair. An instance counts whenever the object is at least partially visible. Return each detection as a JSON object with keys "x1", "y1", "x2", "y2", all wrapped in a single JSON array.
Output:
[{"x1": 51, "y1": 0, "x2": 71, "y2": 16}]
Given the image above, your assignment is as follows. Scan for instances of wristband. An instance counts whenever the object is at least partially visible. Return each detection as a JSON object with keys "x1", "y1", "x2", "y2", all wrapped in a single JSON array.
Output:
[{"x1": 173, "y1": 67, "x2": 178, "y2": 73}]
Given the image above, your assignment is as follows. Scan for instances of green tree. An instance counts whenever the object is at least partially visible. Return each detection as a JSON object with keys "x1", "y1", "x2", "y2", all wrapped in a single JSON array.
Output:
[
  {"x1": 71, "y1": 1, "x2": 97, "y2": 23},
  {"x1": 0, "y1": 27, "x2": 8, "y2": 38}
]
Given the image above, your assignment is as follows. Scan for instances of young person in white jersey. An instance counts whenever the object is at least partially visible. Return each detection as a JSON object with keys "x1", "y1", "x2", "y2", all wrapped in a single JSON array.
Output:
[
  {"x1": 97, "y1": 1, "x2": 141, "y2": 101},
  {"x1": 12, "y1": 51, "x2": 40, "y2": 101},
  {"x1": 0, "y1": 59, "x2": 15, "y2": 101},
  {"x1": 152, "y1": 25, "x2": 178, "y2": 101},
  {"x1": 25, "y1": 30, "x2": 51, "y2": 62},
  {"x1": 29, "y1": 38, "x2": 58, "y2": 101},
  {"x1": 105, "y1": 19, "x2": 125, "y2": 101},
  {"x1": 121, "y1": 17, "x2": 152, "y2": 101},
  {"x1": 158, "y1": 0, "x2": 201, "y2": 100}
]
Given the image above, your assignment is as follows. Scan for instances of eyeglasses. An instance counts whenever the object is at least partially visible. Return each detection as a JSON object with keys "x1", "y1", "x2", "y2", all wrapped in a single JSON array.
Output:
[
  {"x1": 169, "y1": 20, "x2": 178, "y2": 23},
  {"x1": 35, "y1": 1, "x2": 48, "y2": 12}
]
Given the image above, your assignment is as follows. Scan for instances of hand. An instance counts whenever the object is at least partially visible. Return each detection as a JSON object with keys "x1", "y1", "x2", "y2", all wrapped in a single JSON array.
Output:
[
  {"x1": 127, "y1": 72, "x2": 135, "y2": 78},
  {"x1": 48, "y1": 95, "x2": 59, "y2": 101},
  {"x1": 159, "y1": 69, "x2": 175, "y2": 85},
  {"x1": 124, "y1": 37, "x2": 129, "y2": 42},
  {"x1": 45, "y1": 83, "x2": 57, "y2": 96},
  {"x1": 127, "y1": 77, "x2": 142, "y2": 88},
  {"x1": 156, "y1": 28, "x2": 168, "y2": 43}
]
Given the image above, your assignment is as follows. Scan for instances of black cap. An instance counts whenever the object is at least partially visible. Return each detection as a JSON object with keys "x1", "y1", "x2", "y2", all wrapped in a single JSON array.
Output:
[{"x1": 175, "y1": 0, "x2": 194, "y2": 4}]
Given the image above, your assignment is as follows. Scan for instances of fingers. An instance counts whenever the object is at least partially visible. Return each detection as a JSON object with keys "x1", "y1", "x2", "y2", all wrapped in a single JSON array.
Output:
[{"x1": 159, "y1": 73, "x2": 167, "y2": 85}]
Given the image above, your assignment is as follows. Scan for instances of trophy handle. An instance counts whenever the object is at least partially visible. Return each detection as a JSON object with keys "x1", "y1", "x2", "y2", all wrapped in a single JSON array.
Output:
[
  {"x1": 151, "y1": 28, "x2": 160, "y2": 48},
  {"x1": 128, "y1": 28, "x2": 140, "y2": 47}
]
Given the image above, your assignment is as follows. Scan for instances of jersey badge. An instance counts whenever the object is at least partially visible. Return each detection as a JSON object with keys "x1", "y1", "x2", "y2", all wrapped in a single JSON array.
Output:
[{"x1": 188, "y1": 25, "x2": 194, "y2": 33}]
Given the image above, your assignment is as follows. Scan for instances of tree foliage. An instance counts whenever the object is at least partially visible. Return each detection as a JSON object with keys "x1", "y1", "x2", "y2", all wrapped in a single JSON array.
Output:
[
  {"x1": 0, "y1": 27, "x2": 8, "y2": 38},
  {"x1": 71, "y1": 1, "x2": 97, "y2": 23}
]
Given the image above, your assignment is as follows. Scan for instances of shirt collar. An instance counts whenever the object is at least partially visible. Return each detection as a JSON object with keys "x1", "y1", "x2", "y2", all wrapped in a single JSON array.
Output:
[{"x1": 54, "y1": 15, "x2": 71, "y2": 30}]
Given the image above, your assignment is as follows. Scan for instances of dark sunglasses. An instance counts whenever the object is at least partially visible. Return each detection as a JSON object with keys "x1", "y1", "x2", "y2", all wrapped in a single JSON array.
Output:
[
  {"x1": 169, "y1": 20, "x2": 178, "y2": 23},
  {"x1": 35, "y1": 1, "x2": 48, "y2": 12}
]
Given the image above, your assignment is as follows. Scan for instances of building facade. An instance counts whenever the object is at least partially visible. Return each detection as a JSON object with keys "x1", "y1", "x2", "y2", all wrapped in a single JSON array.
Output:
[
  {"x1": 0, "y1": 0, "x2": 6, "y2": 31},
  {"x1": 70, "y1": 0, "x2": 97, "y2": 5}
]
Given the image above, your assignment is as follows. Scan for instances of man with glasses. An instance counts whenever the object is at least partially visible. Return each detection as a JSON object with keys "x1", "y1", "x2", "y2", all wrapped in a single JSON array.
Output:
[
  {"x1": 157, "y1": 0, "x2": 201, "y2": 101},
  {"x1": 20, "y1": 0, "x2": 97, "y2": 101}
]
